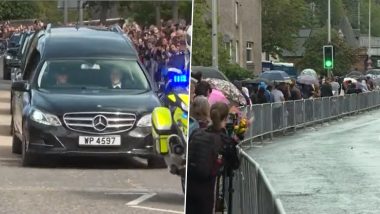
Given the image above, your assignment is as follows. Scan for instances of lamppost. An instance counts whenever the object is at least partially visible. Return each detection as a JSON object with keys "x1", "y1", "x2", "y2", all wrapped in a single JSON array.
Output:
[
  {"x1": 367, "y1": 0, "x2": 373, "y2": 70},
  {"x1": 211, "y1": 0, "x2": 218, "y2": 69}
]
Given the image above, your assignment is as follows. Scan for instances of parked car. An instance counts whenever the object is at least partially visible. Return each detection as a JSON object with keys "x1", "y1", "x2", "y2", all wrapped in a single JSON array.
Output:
[
  {"x1": 3, "y1": 32, "x2": 22, "y2": 80},
  {"x1": 0, "y1": 39, "x2": 7, "y2": 55},
  {"x1": 10, "y1": 31, "x2": 35, "y2": 115},
  {"x1": 11, "y1": 26, "x2": 163, "y2": 167}
]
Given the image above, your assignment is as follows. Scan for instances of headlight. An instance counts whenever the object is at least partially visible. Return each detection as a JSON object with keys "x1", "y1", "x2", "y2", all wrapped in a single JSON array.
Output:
[
  {"x1": 5, "y1": 54, "x2": 12, "y2": 60},
  {"x1": 137, "y1": 114, "x2": 152, "y2": 127},
  {"x1": 30, "y1": 109, "x2": 61, "y2": 126}
]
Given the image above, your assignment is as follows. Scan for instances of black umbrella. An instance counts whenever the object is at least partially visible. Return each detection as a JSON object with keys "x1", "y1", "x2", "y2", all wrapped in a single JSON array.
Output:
[
  {"x1": 241, "y1": 78, "x2": 272, "y2": 85},
  {"x1": 346, "y1": 71, "x2": 364, "y2": 79},
  {"x1": 259, "y1": 70, "x2": 292, "y2": 83}
]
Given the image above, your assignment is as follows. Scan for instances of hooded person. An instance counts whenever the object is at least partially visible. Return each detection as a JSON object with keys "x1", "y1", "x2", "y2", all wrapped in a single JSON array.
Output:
[{"x1": 259, "y1": 82, "x2": 271, "y2": 102}]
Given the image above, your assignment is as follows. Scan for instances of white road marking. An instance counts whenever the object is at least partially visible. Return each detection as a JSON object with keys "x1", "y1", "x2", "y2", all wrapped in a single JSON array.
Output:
[
  {"x1": 126, "y1": 192, "x2": 157, "y2": 206},
  {"x1": 104, "y1": 192, "x2": 148, "y2": 195},
  {"x1": 130, "y1": 205, "x2": 183, "y2": 214},
  {"x1": 0, "y1": 158, "x2": 19, "y2": 161}
]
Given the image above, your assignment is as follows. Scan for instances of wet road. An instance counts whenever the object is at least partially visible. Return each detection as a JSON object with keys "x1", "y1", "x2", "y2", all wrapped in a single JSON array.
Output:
[
  {"x1": 247, "y1": 109, "x2": 380, "y2": 214},
  {"x1": 0, "y1": 57, "x2": 184, "y2": 214}
]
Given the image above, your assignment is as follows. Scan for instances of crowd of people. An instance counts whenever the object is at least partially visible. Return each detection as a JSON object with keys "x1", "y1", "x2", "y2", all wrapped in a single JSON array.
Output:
[
  {"x1": 187, "y1": 77, "x2": 241, "y2": 214},
  {"x1": 0, "y1": 20, "x2": 44, "y2": 39},
  {"x1": 121, "y1": 19, "x2": 191, "y2": 85},
  {"x1": 0, "y1": 19, "x2": 190, "y2": 88},
  {"x1": 186, "y1": 71, "x2": 379, "y2": 213},
  {"x1": 244, "y1": 76, "x2": 377, "y2": 105}
]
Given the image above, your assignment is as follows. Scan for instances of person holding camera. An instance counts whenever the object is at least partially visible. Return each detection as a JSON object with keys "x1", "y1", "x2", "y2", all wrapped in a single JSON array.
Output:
[{"x1": 186, "y1": 102, "x2": 240, "y2": 214}]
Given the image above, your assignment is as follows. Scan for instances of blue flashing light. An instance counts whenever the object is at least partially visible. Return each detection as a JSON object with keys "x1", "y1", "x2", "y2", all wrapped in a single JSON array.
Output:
[{"x1": 173, "y1": 75, "x2": 188, "y2": 83}]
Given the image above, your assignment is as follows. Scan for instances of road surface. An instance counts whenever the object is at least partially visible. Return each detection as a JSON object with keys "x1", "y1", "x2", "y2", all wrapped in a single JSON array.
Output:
[
  {"x1": 0, "y1": 56, "x2": 184, "y2": 214},
  {"x1": 247, "y1": 109, "x2": 380, "y2": 214}
]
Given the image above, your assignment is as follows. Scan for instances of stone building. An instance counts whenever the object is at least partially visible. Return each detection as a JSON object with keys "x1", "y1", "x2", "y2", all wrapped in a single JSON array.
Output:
[{"x1": 217, "y1": 0, "x2": 262, "y2": 75}]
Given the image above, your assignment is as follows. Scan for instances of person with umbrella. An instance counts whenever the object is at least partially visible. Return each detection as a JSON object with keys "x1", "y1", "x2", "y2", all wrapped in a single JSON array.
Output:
[
  {"x1": 290, "y1": 79, "x2": 302, "y2": 100},
  {"x1": 320, "y1": 78, "x2": 333, "y2": 97},
  {"x1": 258, "y1": 82, "x2": 272, "y2": 103},
  {"x1": 271, "y1": 84, "x2": 285, "y2": 129},
  {"x1": 366, "y1": 76, "x2": 374, "y2": 91},
  {"x1": 346, "y1": 80, "x2": 357, "y2": 94},
  {"x1": 204, "y1": 78, "x2": 247, "y2": 106},
  {"x1": 233, "y1": 80, "x2": 252, "y2": 106},
  {"x1": 330, "y1": 77, "x2": 340, "y2": 96},
  {"x1": 195, "y1": 81, "x2": 212, "y2": 97}
]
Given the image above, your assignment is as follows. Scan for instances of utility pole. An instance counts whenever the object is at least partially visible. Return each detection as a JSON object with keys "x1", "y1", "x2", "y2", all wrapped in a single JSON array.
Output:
[
  {"x1": 64, "y1": 0, "x2": 68, "y2": 25},
  {"x1": 79, "y1": 0, "x2": 84, "y2": 25},
  {"x1": 368, "y1": 0, "x2": 371, "y2": 57},
  {"x1": 367, "y1": 0, "x2": 373, "y2": 69},
  {"x1": 327, "y1": 0, "x2": 332, "y2": 78},
  {"x1": 358, "y1": 0, "x2": 360, "y2": 30},
  {"x1": 328, "y1": 0, "x2": 331, "y2": 43},
  {"x1": 211, "y1": 0, "x2": 218, "y2": 69}
]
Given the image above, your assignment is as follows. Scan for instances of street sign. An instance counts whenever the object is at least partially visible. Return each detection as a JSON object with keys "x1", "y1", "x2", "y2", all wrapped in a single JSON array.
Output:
[{"x1": 323, "y1": 45, "x2": 334, "y2": 69}]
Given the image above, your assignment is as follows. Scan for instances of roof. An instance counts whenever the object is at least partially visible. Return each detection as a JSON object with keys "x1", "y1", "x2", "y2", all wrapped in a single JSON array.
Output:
[
  {"x1": 282, "y1": 37, "x2": 307, "y2": 57},
  {"x1": 298, "y1": 29, "x2": 312, "y2": 38},
  {"x1": 42, "y1": 27, "x2": 137, "y2": 59},
  {"x1": 282, "y1": 28, "x2": 313, "y2": 57}
]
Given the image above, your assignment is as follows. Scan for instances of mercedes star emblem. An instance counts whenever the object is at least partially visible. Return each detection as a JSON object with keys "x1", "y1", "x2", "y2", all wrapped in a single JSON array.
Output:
[{"x1": 92, "y1": 115, "x2": 108, "y2": 131}]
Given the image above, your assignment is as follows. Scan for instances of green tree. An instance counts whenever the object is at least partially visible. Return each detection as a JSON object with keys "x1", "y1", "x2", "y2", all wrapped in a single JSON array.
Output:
[
  {"x1": 297, "y1": 28, "x2": 358, "y2": 76},
  {"x1": 191, "y1": 0, "x2": 249, "y2": 80},
  {"x1": 262, "y1": 0, "x2": 307, "y2": 56},
  {"x1": 192, "y1": 0, "x2": 228, "y2": 68},
  {"x1": 358, "y1": 0, "x2": 380, "y2": 36},
  {"x1": 314, "y1": 0, "x2": 345, "y2": 27},
  {"x1": 0, "y1": 1, "x2": 39, "y2": 20}
]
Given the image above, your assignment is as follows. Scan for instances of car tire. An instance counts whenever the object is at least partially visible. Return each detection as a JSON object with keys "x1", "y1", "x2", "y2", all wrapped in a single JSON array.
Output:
[
  {"x1": 11, "y1": 133, "x2": 22, "y2": 154},
  {"x1": 147, "y1": 156, "x2": 167, "y2": 169},
  {"x1": 21, "y1": 135, "x2": 36, "y2": 167}
]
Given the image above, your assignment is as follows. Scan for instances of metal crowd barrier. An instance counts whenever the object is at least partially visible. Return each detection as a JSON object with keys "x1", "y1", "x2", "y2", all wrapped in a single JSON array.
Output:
[
  {"x1": 228, "y1": 91, "x2": 380, "y2": 214},
  {"x1": 241, "y1": 91, "x2": 380, "y2": 143},
  {"x1": 225, "y1": 148, "x2": 286, "y2": 214}
]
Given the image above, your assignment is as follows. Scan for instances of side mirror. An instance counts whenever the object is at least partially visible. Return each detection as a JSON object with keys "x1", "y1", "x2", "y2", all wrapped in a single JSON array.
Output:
[{"x1": 11, "y1": 80, "x2": 29, "y2": 92}]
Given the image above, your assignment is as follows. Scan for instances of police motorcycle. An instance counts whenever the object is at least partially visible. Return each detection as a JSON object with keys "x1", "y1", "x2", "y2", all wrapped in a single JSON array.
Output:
[{"x1": 151, "y1": 67, "x2": 189, "y2": 193}]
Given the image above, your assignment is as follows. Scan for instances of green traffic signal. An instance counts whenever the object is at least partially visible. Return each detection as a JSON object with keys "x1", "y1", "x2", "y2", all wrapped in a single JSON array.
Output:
[{"x1": 323, "y1": 45, "x2": 334, "y2": 69}]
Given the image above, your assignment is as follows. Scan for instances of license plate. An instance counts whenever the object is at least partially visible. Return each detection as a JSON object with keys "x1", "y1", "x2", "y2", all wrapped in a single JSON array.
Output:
[{"x1": 79, "y1": 136, "x2": 121, "y2": 146}]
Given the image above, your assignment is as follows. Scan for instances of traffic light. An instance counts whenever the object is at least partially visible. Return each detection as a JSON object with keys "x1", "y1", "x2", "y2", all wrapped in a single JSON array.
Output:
[{"x1": 323, "y1": 45, "x2": 334, "y2": 69}]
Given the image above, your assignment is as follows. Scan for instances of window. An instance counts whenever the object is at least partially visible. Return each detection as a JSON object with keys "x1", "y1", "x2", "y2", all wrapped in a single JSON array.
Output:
[
  {"x1": 23, "y1": 51, "x2": 40, "y2": 81},
  {"x1": 37, "y1": 59, "x2": 150, "y2": 92},
  {"x1": 235, "y1": 1, "x2": 239, "y2": 25},
  {"x1": 246, "y1": 42, "x2": 253, "y2": 63},
  {"x1": 225, "y1": 40, "x2": 232, "y2": 61},
  {"x1": 235, "y1": 40, "x2": 239, "y2": 63}
]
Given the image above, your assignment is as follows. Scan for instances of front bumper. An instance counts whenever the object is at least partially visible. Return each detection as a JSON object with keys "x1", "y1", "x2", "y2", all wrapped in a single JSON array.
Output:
[{"x1": 24, "y1": 119, "x2": 156, "y2": 158}]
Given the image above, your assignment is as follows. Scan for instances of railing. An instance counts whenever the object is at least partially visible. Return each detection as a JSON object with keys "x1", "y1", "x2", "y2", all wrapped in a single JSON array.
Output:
[
  {"x1": 228, "y1": 90, "x2": 380, "y2": 213},
  {"x1": 241, "y1": 91, "x2": 380, "y2": 143},
  {"x1": 225, "y1": 148, "x2": 286, "y2": 214}
]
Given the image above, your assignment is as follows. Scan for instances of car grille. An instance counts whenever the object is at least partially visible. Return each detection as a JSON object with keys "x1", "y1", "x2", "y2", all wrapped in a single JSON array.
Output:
[{"x1": 63, "y1": 112, "x2": 136, "y2": 134}]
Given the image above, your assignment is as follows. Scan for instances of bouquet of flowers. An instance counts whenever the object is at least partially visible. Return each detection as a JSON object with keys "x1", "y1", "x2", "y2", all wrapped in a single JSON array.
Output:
[{"x1": 228, "y1": 106, "x2": 254, "y2": 141}]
